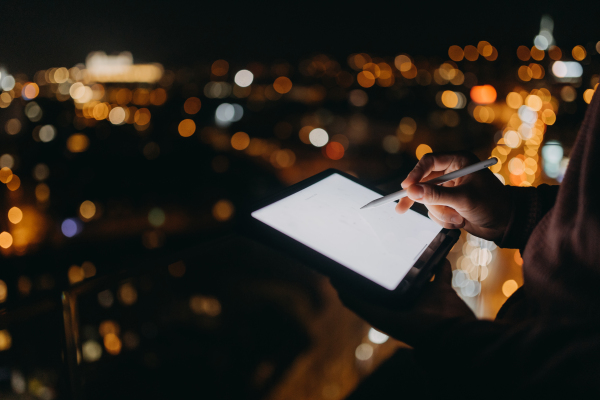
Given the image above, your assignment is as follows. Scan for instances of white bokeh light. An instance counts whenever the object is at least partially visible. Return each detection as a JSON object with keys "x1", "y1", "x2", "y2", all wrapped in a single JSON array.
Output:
[
  {"x1": 368, "y1": 328, "x2": 389, "y2": 344},
  {"x1": 234, "y1": 70, "x2": 254, "y2": 87},
  {"x1": 309, "y1": 128, "x2": 328, "y2": 147}
]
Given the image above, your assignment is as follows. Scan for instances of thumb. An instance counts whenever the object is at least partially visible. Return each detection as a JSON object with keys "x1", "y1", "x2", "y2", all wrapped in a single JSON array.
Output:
[{"x1": 407, "y1": 183, "x2": 468, "y2": 210}]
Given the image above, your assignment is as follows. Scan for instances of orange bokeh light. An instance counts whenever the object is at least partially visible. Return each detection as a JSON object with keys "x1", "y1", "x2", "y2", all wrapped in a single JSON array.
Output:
[
  {"x1": 325, "y1": 142, "x2": 345, "y2": 160},
  {"x1": 470, "y1": 85, "x2": 497, "y2": 104},
  {"x1": 273, "y1": 77, "x2": 293, "y2": 94}
]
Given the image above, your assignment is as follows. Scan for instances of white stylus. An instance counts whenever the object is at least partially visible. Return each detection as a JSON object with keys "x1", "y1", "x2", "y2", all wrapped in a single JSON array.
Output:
[{"x1": 360, "y1": 157, "x2": 498, "y2": 209}]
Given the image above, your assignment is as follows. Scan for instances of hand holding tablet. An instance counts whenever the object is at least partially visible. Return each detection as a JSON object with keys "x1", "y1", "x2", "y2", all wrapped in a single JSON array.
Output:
[{"x1": 246, "y1": 169, "x2": 460, "y2": 302}]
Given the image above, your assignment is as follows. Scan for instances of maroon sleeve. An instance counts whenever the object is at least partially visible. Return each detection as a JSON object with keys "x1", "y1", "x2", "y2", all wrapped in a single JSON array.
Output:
[
  {"x1": 494, "y1": 184, "x2": 560, "y2": 250},
  {"x1": 412, "y1": 318, "x2": 600, "y2": 395}
]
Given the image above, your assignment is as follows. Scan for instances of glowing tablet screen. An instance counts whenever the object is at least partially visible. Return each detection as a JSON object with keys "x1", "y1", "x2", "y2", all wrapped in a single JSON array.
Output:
[{"x1": 251, "y1": 174, "x2": 442, "y2": 290}]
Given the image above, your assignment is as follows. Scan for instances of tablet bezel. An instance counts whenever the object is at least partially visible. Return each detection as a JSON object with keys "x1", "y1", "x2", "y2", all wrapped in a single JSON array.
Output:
[{"x1": 241, "y1": 168, "x2": 460, "y2": 302}]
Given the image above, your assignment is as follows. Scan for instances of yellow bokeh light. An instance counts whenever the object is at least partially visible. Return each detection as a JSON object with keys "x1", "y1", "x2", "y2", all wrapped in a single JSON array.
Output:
[
  {"x1": 441, "y1": 91, "x2": 458, "y2": 108},
  {"x1": 271, "y1": 149, "x2": 296, "y2": 168},
  {"x1": 178, "y1": 119, "x2": 196, "y2": 137},
  {"x1": 82, "y1": 261, "x2": 96, "y2": 278},
  {"x1": 67, "y1": 134, "x2": 90, "y2": 153},
  {"x1": 514, "y1": 250, "x2": 523, "y2": 266},
  {"x1": 0, "y1": 167, "x2": 13, "y2": 183},
  {"x1": 473, "y1": 106, "x2": 495, "y2": 123},
  {"x1": 448, "y1": 45, "x2": 464, "y2": 61},
  {"x1": 504, "y1": 130, "x2": 521, "y2": 148},
  {"x1": 212, "y1": 199, "x2": 234, "y2": 221},
  {"x1": 298, "y1": 126, "x2": 313, "y2": 144},
  {"x1": 506, "y1": 92, "x2": 523, "y2": 109},
  {"x1": 583, "y1": 89, "x2": 595, "y2": 104},
  {"x1": 150, "y1": 88, "x2": 167, "y2": 106},
  {"x1": 357, "y1": 71, "x2": 375, "y2": 88},
  {"x1": 517, "y1": 45, "x2": 530, "y2": 61},
  {"x1": 104, "y1": 333, "x2": 122, "y2": 355},
  {"x1": 99, "y1": 320, "x2": 120, "y2": 337},
  {"x1": 542, "y1": 109, "x2": 556, "y2": 125},
  {"x1": 80, "y1": 200, "x2": 96, "y2": 220},
  {"x1": 0, "y1": 280, "x2": 6, "y2": 302},
  {"x1": 68, "y1": 265, "x2": 85, "y2": 284},
  {"x1": 415, "y1": 144, "x2": 432, "y2": 160},
  {"x1": 518, "y1": 66, "x2": 532, "y2": 81},
  {"x1": 118, "y1": 283, "x2": 137, "y2": 305},
  {"x1": 530, "y1": 46, "x2": 544, "y2": 61},
  {"x1": 0, "y1": 330, "x2": 12, "y2": 351},
  {"x1": 464, "y1": 45, "x2": 479, "y2": 61},
  {"x1": 6, "y1": 175, "x2": 20, "y2": 191},
  {"x1": 362, "y1": 62, "x2": 381, "y2": 78},
  {"x1": 92, "y1": 103, "x2": 110, "y2": 120},
  {"x1": 134, "y1": 108, "x2": 151, "y2": 125},
  {"x1": 0, "y1": 232, "x2": 13, "y2": 249},
  {"x1": 184, "y1": 97, "x2": 202, "y2": 114},
  {"x1": 502, "y1": 280, "x2": 519, "y2": 297},
  {"x1": 398, "y1": 117, "x2": 417, "y2": 136},
  {"x1": 22, "y1": 82, "x2": 39, "y2": 99},
  {"x1": 231, "y1": 132, "x2": 250, "y2": 150},
  {"x1": 394, "y1": 55, "x2": 412, "y2": 72},
  {"x1": 548, "y1": 46, "x2": 562, "y2": 61},
  {"x1": 508, "y1": 157, "x2": 525, "y2": 175},
  {"x1": 572, "y1": 45, "x2": 586, "y2": 61},
  {"x1": 273, "y1": 77, "x2": 293, "y2": 94},
  {"x1": 477, "y1": 41, "x2": 492, "y2": 56},
  {"x1": 525, "y1": 95, "x2": 542, "y2": 111},
  {"x1": 116, "y1": 88, "x2": 132, "y2": 105},
  {"x1": 529, "y1": 63, "x2": 544, "y2": 79},
  {"x1": 8, "y1": 207, "x2": 23, "y2": 224},
  {"x1": 189, "y1": 295, "x2": 222, "y2": 316},
  {"x1": 36, "y1": 183, "x2": 50, "y2": 202}
]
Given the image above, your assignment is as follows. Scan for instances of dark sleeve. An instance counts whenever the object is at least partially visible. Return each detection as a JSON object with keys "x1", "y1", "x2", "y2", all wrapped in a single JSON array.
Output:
[
  {"x1": 412, "y1": 318, "x2": 600, "y2": 396},
  {"x1": 494, "y1": 184, "x2": 560, "y2": 250}
]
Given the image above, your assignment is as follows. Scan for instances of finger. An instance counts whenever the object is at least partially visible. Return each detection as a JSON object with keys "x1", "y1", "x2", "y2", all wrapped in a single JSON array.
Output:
[
  {"x1": 428, "y1": 212, "x2": 464, "y2": 230},
  {"x1": 401, "y1": 154, "x2": 459, "y2": 189},
  {"x1": 395, "y1": 197, "x2": 414, "y2": 214},
  {"x1": 426, "y1": 205, "x2": 464, "y2": 225},
  {"x1": 407, "y1": 183, "x2": 470, "y2": 211}
]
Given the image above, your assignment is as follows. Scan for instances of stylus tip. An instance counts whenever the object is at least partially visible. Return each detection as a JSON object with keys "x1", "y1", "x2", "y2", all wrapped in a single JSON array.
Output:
[{"x1": 360, "y1": 203, "x2": 371, "y2": 210}]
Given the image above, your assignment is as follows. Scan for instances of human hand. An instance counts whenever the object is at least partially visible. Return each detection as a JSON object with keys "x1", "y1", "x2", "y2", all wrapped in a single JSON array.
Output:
[
  {"x1": 396, "y1": 152, "x2": 511, "y2": 243},
  {"x1": 335, "y1": 260, "x2": 476, "y2": 347}
]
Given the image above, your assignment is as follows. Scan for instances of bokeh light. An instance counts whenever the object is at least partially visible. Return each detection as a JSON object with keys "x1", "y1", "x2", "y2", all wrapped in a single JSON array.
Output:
[
  {"x1": 79, "y1": 201, "x2": 96, "y2": 220},
  {"x1": 415, "y1": 144, "x2": 432, "y2": 160},
  {"x1": 184, "y1": 97, "x2": 202, "y2": 114},
  {"x1": 309, "y1": 128, "x2": 328, "y2": 147},
  {"x1": 8, "y1": 207, "x2": 23, "y2": 224},
  {"x1": 178, "y1": 119, "x2": 196, "y2": 137},
  {"x1": 234, "y1": 70, "x2": 254, "y2": 87}
]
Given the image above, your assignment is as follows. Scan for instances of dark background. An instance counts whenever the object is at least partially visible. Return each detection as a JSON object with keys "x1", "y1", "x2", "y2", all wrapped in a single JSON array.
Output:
[{"x1": 2, "y1": 0, "x2": 599, "y2": 74}]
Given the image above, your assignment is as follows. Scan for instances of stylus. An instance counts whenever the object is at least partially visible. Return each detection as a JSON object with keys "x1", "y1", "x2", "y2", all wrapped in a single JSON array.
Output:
[{"x1": 360, "y1": 157, "x2": 498, "y2": 209}]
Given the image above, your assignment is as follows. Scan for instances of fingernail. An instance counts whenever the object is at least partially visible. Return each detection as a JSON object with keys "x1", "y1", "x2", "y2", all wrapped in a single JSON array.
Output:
[
  {"x1": 411, "y1": 185, "x2": 424, "y2": 199},
  {"x1": 451, "y1": 216, "x2": 463, "y2": 224}
]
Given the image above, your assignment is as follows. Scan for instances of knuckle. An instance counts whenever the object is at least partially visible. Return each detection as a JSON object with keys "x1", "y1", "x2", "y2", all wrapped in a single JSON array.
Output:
[{"x1": 426, "y1": 185, "x2": 440, "y2": 203}]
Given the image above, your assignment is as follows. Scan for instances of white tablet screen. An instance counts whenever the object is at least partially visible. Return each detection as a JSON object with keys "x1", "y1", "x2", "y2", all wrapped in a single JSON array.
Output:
[{"x1": 251, "y1": 173, "x2": 443, "y2": 290}]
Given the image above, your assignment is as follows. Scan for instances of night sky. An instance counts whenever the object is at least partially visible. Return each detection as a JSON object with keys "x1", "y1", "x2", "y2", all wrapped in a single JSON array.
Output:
[{"x1": 1, "y1": 0, "x2": 599, "y2": 75}]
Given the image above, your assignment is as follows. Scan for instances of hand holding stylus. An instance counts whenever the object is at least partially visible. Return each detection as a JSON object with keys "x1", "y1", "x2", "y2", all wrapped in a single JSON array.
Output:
[{"x1": 396, "y1": 152, "x2": 511, "y2": 242}]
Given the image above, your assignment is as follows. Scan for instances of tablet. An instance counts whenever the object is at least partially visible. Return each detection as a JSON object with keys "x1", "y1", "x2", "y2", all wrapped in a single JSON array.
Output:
[{"x1": 246, "y1": 169, "x2": 459, "y2": 300}]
